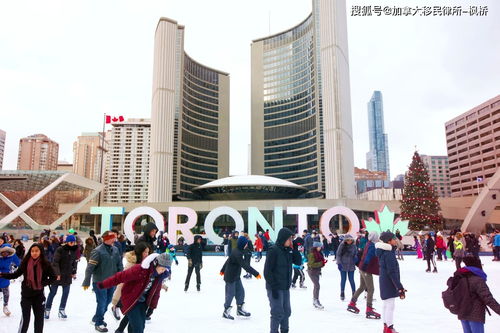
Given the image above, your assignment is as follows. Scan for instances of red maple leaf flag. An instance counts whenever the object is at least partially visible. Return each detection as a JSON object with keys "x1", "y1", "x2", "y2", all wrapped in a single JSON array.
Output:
[{"x1": 105, "y1": 115, "x2": 125, "y2": 124}]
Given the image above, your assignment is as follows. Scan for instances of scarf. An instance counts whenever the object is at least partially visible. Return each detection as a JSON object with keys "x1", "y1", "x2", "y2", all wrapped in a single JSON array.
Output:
[
  {"x1": 312, "y1": 248, "x2": 325, "y2": 263},
  {"x1": 26, "y1": 257, "x2": 43, "y2": 290}
]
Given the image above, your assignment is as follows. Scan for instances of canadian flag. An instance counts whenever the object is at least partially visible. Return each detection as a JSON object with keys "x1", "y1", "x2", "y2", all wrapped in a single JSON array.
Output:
[{"x1": 105, "y1": 115, "x2": 125, "y2": 124}]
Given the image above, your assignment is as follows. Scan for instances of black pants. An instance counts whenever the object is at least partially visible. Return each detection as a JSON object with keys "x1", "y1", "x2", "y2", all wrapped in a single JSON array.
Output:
[
  {"x1": 455, "y1": 257, "x2": 463, "y2": 271},
  {"x1": 19, "y1": 293, "x2": 45, "y2": 333},
  {"x1": 127, "y1": 302, "x2": 147, "y2": 333},
  {"x1": 292, "y1": 268, "x2": 305, "y2": 285},
  {"x1": 185, "y1": 263, "x2": 201, "y2": 287}
]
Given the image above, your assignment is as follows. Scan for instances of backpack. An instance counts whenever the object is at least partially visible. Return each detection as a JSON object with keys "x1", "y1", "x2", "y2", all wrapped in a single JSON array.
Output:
[{"x1": 442, "y1": 275, "x2": 473, "y2": 316}]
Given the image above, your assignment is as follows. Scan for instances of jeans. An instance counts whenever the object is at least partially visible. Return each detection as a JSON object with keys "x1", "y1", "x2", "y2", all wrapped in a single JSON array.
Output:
[
  {"x1": 0, "y1": 287, "x2": 9, "y2": 306},
  {"x1": 340, "y1": 270, "x2": 356, "y2": 294},
  {"x1": 267, "y1": 289, "x2": 291, "y2": 333},
  {"x1": 46, "y1": 284, "x2": 70, "y2": 310},
  {"x1": 92, "y1": 282, "x2": 115, "y2": 326},
  {"x1": 461, "y1": 320, "x2": 484, "y2": 333},
  {"x1": 127, "y1": 302, "x2": 147, "y2": 333},
  {"x1": 224, "y1": 279, "x2": 245, "y2": 308},
  {"x1": 352, "y1": 271, "x2": 375, "y2": 307}
]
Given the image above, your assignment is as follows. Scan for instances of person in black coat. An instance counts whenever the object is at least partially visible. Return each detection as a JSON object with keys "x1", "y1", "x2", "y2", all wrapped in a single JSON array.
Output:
[
  {"x1": 242, "y1": 232, "x2": 254, "y2": 279},
  {"x1": 220, "y1": 236, "x2": 261, "y2": 320},
  {"x1": 424, "y1": 233, "x2": 437, "y2": 273},
  {"x1": 0, "y1": 243, "x2": 56, "y2": 333},
  {"x1": 331, "y1": 232, "x2": 341, "y2": 259},
  {"x1": 44, "y1": 235, "x2": 78, "y2": 319},
  {"x1": 376, "y1": 232, "x2": 406, "y2": 333},
  {"x1": 184, "y1": 235, "x2": 203, "y2": 292},
  {"x1": 264, "y1": 228, "x2": 302, "y2": 333},
  {"x1": 136, "y1": 222, "x2": 159, "y2": 253}
]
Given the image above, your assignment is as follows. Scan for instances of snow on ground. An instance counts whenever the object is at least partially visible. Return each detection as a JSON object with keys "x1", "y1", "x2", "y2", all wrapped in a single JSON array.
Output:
[{"x1": 2, "y1": 255, "x2": 500, "y2": 333}]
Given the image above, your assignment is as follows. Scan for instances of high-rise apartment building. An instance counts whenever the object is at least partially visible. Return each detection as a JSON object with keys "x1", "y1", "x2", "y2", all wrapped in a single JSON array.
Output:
[
  {"x1": 105, "y1": 119, "x2": 150, "y2": 203},
  {"x1": 250, "y1": 0, "x2": 355, "y2": 199},
  {"x1": 73, "y1": 132, "x2": 107, "y2": 182},
  {"x1": 421, "y1": 155, "x2": 452, "y2": 197},
  {"x1": 445, "y1": 95, "x2": 500, "y2": 197},
  {"x1": 17, "y1": 134, "x2": 59, "y2": 171}
]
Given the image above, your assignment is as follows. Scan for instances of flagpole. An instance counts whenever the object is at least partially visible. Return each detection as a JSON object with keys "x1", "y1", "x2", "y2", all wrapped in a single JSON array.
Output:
[{"x1": 97, "y1": 113, "x2": 106, "y2": 207}]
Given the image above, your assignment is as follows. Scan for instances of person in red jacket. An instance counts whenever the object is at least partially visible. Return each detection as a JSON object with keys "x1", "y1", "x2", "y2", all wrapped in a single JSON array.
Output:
[
  {"x1": 254, "y1": 234, "x2": 264, "y2": 262},
  {"x1": 97, "y1": 253, "x2": 171, "y2": 333},
  {"x1": 436, "y1": 232, "x2": 447, "y2": 261}
]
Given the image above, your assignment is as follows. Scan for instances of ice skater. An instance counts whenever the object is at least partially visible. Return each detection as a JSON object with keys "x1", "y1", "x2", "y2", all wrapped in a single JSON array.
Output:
[
  {"x1": 424, "y1": 233, "x2": 438, "y2": 273},
  {"x1": 220, "y1": 235, "x2": 261, "y2": 320},
  {"x1": 307, "y1": 241, "x2": 326, "y2": 309},
  {"x1": 44, "y1": 234, "x2": 78, "y2": 319},
  {"x1": 376, "y1": 232, "x2": 406, "y2": 333},
  {"x1": 184, "y1": 235, "x2": 203, "y2": 292},
  {"x1": 0, "y1": 243, "x2": 56, "y2": 333},
  {"x1": 348, "y1": 232, "x2": 381, "y2": 319},
  {"x1": 0, "y1": 244, "x2": 20, "y2": 316},
  {"x1": 336, "y1": 234, "x2": 358, "y2": 301}
]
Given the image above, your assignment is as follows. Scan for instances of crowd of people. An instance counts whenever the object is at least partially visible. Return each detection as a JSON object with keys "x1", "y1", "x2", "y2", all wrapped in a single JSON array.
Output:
[{"x1": 0, "y1": 227, "x2": 498, "y2": 333}]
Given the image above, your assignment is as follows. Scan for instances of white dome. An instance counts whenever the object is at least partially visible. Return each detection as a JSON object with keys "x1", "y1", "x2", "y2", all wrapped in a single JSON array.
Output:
[{"x1": 194, "y1": 175, "x2": 305, "y2": 190}]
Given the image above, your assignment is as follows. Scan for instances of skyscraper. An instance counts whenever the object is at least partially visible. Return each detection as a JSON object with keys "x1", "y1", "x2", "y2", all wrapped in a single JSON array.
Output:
[
  {"x1": 251, "y1": 0, "x2": 355, "y2": 199},
  {"x1": 148, "y1": 17, "x2": 230, "y2": 202},
  {"x1": 366, "y1": 91, "x2": 390, "y2": 181},
  {"x1": 105, "y1": 118, "x2": 150, "y2": 203},
  {"x1": 17, "y1": 134, "x2": 59, "y2": 171},
  {"x1": 73, "y1": 132, "x2": 107, "y2": 182},
  {"x1": 0, "y1": 129, "x2": 5, "y2": 170}
]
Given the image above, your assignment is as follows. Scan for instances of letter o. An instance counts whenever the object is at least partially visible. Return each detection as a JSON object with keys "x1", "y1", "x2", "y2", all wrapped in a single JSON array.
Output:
[
  {"x1": 204, "y1": 206, "x2": 244, "y2": 244},
  {"x1": 124, "y1": 207, "x2": 165, "y2": 245},
  {"x1": 319, "y1": 206, "x2": 360, "y2": 237}
]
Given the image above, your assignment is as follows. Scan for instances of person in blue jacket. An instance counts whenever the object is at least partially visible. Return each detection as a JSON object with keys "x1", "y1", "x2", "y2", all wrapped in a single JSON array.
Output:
[
  {"x1": 376, "y1": 232, "x2": 406, "y2": 333},
  {"x1": 0, "y1": 244, "x2": 21, "y2": 316},
  {"x1": 166, "y1": 244, "x2": 178, "y2": 266}
]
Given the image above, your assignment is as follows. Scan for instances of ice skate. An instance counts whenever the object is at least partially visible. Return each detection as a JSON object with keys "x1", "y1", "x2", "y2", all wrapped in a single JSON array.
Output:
[
  {"x1": 58, "y1": 309, "x2": 68, "y2": 319},
  {"x1": 340, "y1": 291, "x2": 345, "y2": 301},
  {"x1": 347, "y1": 301, "x2": 359, "y2": 314},
  {"x1": 299, "y1": 282, "x2": 307, "y2": 289},
  {"x1": 3, "y1": 306, "x2": 11, "y2": 316},
  {"x1": 366, "y1": 306, "x2": 381, "y2": 319},
  {"x1": 291, "y1": 283, "x2": 296, "y2": 288},
  {"x1": 95, "y1": 324, "x2": 109, "y2": 332},
  {"x1": 313, "y1": 299, "x2": 324, "y2": 310},
  {"x1": 222, "y1": 306, "x2": 234, "y2": 320},
  {"x1": 384, "y1": 324, "x2": 399, "y2": 333},
  {"x1": 433, "y1": 267, "x2": 438, "y2": 273},
  {"x1": 237, "y1": 303, "x2": 251, "y2": 317},
  {"x1": 44, "y1": 309, "x2": 50, "y2": 319}
]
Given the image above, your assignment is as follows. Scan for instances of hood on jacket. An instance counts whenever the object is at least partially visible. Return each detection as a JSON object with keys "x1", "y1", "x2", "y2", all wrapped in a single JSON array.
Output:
[
  {"x1": 0, "y1": 244, "x2": 15, "y2": 256},
  {"x1": 125, "y1": 251, "x2": 138, "y2": 264},
  {"x1": 143, "y1": 222, "x2": 158, "y2": 237},
  {"x1": 458, "y1": 266, "x2": 487, "y2": 281},
  {"x1": 237, "y1": 236, "x2": 248, "y2": 250},
  {"x1": 276, "y1": 228, "x2": 293, "y2": 247},
  {"x1": 375, "y1": 242, "x2": 393, "y2": 251},
  {"x1": 194, "y1": 235, "x2": 203, "y2": 243},
  {"x1": 368, "y1": 232, "x2": 379, "y2": 243}
]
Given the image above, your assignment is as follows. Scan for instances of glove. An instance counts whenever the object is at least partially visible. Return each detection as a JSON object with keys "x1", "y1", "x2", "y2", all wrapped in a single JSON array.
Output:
[
  {"x1": 337, "y1": 264, "x2": 343, "y2": 271},
  {"x1": 188, "y1": 259, "x2": 193, "y2": 267},
  {"x1": 256, "y1": 274, "x2": 262, "y2": 279},
  {"x1": 398, "y1": 288, "x2": 407, "y2": 299},
  {"x1": 83, "y1": 286, "x2": 89, "y2": 291},
  {"x1": 220, "y1": 272, "x2": 224, "y2": 276},
  {"x1": 272, "y1": 289, "x2": 279, "y2": 300},
  {"x1": 292, "y1": 264, "x2": 301, "y2": 270}
]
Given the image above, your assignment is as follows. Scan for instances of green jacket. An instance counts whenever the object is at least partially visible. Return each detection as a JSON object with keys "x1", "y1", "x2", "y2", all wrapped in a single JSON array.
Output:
[{"x1": 307, "y1": 252, "x2": 324, "y2": 270}]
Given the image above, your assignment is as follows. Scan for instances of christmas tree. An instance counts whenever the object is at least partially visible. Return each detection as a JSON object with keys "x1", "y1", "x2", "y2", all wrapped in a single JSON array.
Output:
[{"x1": 400, "y1": 151, "x2": 443, "y2": 230}]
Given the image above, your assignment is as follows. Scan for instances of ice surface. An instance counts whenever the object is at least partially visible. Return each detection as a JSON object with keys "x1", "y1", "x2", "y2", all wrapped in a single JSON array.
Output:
[{"x1": 2, "y1": 255, "x2": 499, "y2": 332}]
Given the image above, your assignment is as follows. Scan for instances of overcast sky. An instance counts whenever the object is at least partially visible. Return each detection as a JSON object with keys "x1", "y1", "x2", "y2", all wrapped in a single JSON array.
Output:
[{"x1": 1, "y1": 0, "x2": 499, "y2": 178}]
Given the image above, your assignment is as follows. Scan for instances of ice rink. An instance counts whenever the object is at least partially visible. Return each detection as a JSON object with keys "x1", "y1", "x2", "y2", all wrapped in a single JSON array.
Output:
[{"x1": 2, "y1": 254, "x2": 500, "y2": 332}]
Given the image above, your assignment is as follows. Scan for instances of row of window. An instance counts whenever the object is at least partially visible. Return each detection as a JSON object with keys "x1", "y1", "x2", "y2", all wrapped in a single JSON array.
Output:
[
  {"x1": 265, "y1": 151, "x2": 317, "y2": 168},
  {"x1": 265, "y1": 159, "x2": 317, "y2": 174},
  {"x1": 265, "y1": 107, "x2": 316, "y2": 127},
  {"x1": 265, "y1": 136, "x2": 317, "y2": 154},
  {"x1": 181, "y1": 143, "x2": 218, "y2": 159}
]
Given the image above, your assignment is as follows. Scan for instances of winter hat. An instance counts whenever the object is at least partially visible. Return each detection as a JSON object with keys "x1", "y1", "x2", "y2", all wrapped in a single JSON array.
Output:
[
  {"x1": 380, "y1": 232, "x2": 395, "y2": 243},
  {"x1": 237, "y1": 236, "x2": 248, "y2": 250},
  {"x1": 312, "y1": 241, "x2": 322, "y2": 248},
  {"x1": 66, "y1": 235, "x2": 76, "y2": 243},
  {"x1": 0, "y1": 244, "x2": 15, "y2": 255},
  {"x1": 463, "y1": 255, "x2": 482, "y2": 269},
  {"x1": 368, "y1": 232, "x2": 379, "y2": 243},
  {"x1": 68, "y1": 228, "x2": 75, "y2": 234},
  {"x1": 155, "y1": 252, "x2": 172, "y2": 268},
  {"x1": 343, "y1": 234, "x2": 354, "y2": 241},
  {"x1": 167, "y1": 244, "x2": 175, "y2": 250}
]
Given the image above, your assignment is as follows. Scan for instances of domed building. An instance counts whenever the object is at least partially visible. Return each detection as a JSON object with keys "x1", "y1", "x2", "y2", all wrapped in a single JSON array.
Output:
[{"x1": 192, "y1": 175, "x2": 308, "y2": 200}]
